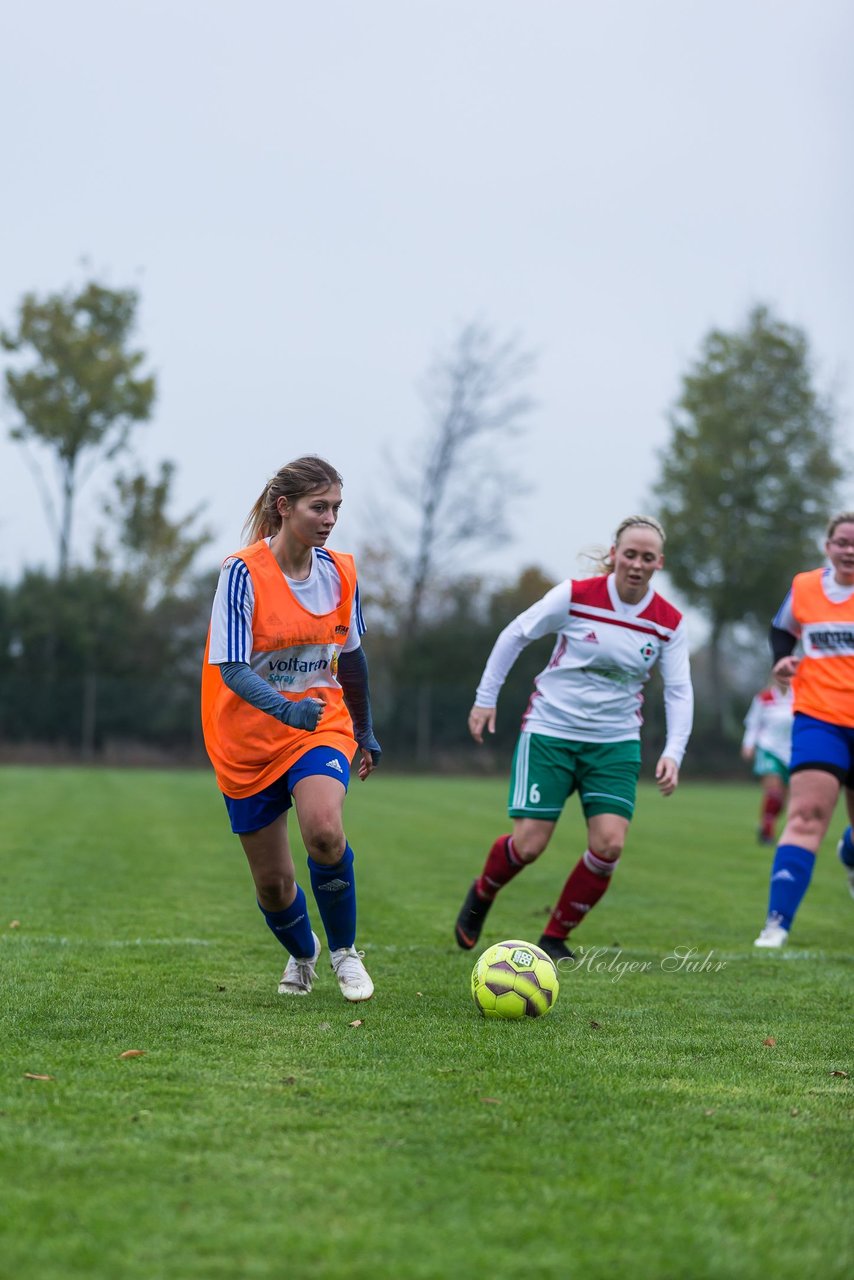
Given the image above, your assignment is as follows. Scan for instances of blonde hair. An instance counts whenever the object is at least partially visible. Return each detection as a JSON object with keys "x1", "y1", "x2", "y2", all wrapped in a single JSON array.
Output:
[
  {"x1": 242, "y1": 456, "x2": 343, "y2": 545},
  {"x1": 827, "y1": 511, "x2": 854, "y2": 539},
  {"x1": 584, "y1": 515, "x2": 666, "y2": 575}
]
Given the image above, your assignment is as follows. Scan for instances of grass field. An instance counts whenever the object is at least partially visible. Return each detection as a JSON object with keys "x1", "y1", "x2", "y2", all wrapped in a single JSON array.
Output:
[{"x1": 1, "y1": 766, "x2": 852, "y2": 1280}]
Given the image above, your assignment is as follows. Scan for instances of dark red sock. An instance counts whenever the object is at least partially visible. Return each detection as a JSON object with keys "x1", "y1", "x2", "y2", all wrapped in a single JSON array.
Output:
[
  {"x1": 761, "y1": 791, "x2": 784, "y2": 839},
  {"x1": 543, "y1": 850, "x2": 618, "y2": 939},
  {"x1": 476, "y1": 835, "x2": 525, "y2": 901}
]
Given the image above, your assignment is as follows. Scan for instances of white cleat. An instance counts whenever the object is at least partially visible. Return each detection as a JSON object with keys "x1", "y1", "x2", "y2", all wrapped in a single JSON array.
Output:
[
  {"x1": 278, "y1": 932, "x2": 321, "y2": 995},
  {"x1": 754, "y1": 914, "x2": 789, "y2": 949},
  {"x1": 837, "y1": 837, "x2": 854, "y2": 900},
  {"x1": 330, "y1": 945, "x2": 374, "y2": 1002}
]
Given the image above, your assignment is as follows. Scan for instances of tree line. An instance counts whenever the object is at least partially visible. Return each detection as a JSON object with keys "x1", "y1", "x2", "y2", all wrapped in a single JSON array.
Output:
[{"x1": 0, "y1": 281, "x2": 844, "y2": 769}]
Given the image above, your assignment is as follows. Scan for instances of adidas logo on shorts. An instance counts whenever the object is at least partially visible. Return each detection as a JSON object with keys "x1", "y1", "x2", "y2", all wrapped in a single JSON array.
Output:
[{"x1": 326, "y1": 758, "x2": 343, "y2": 773}]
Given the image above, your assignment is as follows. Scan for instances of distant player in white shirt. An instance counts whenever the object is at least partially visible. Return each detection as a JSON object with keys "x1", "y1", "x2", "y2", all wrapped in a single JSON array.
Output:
[
  {"x1": 454, "y1": 515, "x2": 694, "y2": 963},
  {"x1": 741, "y1": 685, "x2": 794, "y2": 845}
]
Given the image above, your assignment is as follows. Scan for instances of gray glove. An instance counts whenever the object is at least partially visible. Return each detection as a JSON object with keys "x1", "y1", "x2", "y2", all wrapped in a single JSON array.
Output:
[
  {"x1": 280, "y1": 697, "x2": 325, "y2": 732},
  {"x1": 219, "y1": 663, "x2": 325, "y2": 732}
]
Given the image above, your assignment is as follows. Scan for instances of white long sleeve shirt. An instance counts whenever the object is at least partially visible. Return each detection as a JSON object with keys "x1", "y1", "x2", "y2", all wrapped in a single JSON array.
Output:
[
  {"x1": 476, "y1": 574, "x2": 693, "y2": 765},
  {"x1": 742, "y1": 687, "x2": 794, "y2": 765}
]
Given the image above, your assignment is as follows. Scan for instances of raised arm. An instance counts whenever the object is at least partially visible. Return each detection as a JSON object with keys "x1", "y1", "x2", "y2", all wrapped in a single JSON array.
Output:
[{"x1": 469, "y1": 581, "x2": 571, "y2": 743}]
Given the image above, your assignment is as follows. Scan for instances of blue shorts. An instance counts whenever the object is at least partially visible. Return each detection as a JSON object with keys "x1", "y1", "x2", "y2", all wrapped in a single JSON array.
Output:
[
  {"x1": 789, "y1": 713, "x2": 854, "y2": 786},
  {"x1": 223, "y1": 747, "x2": 351, "y2": 834}
]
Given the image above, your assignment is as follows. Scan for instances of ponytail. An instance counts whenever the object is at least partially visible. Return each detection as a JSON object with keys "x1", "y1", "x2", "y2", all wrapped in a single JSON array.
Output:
[{"x1": 242, "y1": 455, "x2": 343, "y2": 545}]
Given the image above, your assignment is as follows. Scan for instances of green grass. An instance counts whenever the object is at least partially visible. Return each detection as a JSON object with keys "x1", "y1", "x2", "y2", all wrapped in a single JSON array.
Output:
[{"x1": 1, "y1": 767, "x2": 851, "y2": 1280}]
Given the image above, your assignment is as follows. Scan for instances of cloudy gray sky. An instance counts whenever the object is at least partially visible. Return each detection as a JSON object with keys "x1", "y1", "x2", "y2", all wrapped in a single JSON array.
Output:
[{"x1": 1, "y1": 0, "x2": 852, "y2": 595}]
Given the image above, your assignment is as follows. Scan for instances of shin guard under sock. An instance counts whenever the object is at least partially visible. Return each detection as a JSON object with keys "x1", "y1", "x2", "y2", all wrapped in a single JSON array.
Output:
[
  {"x1": 308, "y1": 844, "x2": 356, "y2": 951},
  {"x1": 476, "y1": 835, "x2": 526, "y2": 901},
  {"x1": 766, "y1": 843, "x2": 815, "y2": 931},
  {"x1": 760, "y1": 790, "x2": 784, "y2": 840},
  {"x1": 258, "y1": 885, "x2": 315, "y2": 958},
  {"x1": 543, "y1": 849, "x2": 619, "y2": 939}
]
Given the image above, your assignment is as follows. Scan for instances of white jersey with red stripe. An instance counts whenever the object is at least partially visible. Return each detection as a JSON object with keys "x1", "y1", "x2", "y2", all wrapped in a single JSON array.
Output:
[
  {"x1": 741, "y1": 687, "x2": 794, "y2": 765},
  {"x1": 475, "y1": 573, "x2": 693, "y2": 761}
]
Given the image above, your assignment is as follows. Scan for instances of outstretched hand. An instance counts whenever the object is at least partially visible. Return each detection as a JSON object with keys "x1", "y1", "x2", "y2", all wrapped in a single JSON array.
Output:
[
  {"x1": 772, "y1": 655, "x2": 799, "y2": 690},
  {"x1": 655, "y1": 755, "x2": 679, "y2": 797},
  {"x1": 468, "y1": 705, "x2": 496, "y2": 744},
  {"x1": 356, "y1": 731, "x2": 382, "y2": 780},
  {"x1": 357, "y1": 746, "x2": 378, "y2": 781}
]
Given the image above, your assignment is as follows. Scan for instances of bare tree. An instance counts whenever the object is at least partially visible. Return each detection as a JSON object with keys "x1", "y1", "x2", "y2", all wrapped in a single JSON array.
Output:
[{"x1": 384, "y1": 322, "x2": 536, "y2": 636}]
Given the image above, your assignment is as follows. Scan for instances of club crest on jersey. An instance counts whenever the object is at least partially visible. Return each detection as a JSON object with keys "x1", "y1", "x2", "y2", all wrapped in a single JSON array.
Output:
[
  {"x1": 583, "y1": 630, "x2": 599, "y2": 644},
  {"x1": 639, "y1": 641, "x2": 656, "y2": 662}
]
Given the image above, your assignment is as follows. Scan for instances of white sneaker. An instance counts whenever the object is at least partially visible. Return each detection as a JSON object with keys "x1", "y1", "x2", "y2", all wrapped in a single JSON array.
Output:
[
  {"x1": 837, "y1": 836, "x2": 854, "y2": 900},
  {"x1": 754, "y1": 914, "x2": 789, "y2": 949},
  {"x1": 330, "y1": 945, "x2": 374, "y2": 1002},
  {"x1": 278, "y1": 932, "x2": 321, "y2": 995}
]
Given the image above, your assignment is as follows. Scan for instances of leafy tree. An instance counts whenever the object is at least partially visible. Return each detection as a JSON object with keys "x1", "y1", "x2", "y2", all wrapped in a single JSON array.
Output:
[
  {"x1": 4, "y1": 567, "x2": 151, "y2": 749},
  {"x1": 1, "y1": 564, "x2": 215, "y2": 754},
  {"x1": 653, "y1": 304, "x2": 842, "y2": 731},
  {"x1": 487, "y1": 565, "x2": 556, "y2": 634},
  {"x1": 2, "y1": 281, "x2": 156, "y2": 576},
  {"x1": 95, "y1": 460, "x2": 212, "y2": 604}
]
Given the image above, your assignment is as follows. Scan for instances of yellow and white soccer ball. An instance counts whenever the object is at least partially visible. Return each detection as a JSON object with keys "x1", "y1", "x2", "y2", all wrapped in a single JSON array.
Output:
[{"x1": 471, "y1": 939, "x2": 559, "y2": 1019}]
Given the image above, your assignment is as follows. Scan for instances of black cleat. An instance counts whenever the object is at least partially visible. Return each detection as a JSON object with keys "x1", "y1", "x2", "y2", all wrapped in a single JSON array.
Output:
[
  {"x1": 537, "y1": 934, "x2": 576, "y2": 965},
  {"x1": 455, "y1": 881, "x2": 493, "y2": 950}
]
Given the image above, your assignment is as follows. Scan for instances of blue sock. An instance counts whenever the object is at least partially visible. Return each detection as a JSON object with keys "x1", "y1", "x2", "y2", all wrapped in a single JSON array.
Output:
[
  {"x1": 767, "y1": 844, "x2": 815, "y2": 931},
  {"x1": 258, "y1": 885, "x2": 315, "y2": 958},
  {"x1": 308, "y1": 844, "x2": 356, "y2": 952},
  {"x1": 838, "y1": 826, "x2": 854, "y2": 868}
]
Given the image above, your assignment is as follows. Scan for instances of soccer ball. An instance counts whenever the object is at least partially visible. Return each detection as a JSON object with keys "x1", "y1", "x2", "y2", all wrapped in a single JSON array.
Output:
[{"x1": 471, "y1": 939, "x2": 559, "y2": 1019}]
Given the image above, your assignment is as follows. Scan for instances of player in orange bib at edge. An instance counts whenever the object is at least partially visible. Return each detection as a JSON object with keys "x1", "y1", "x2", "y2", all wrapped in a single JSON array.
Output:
[
  {"x1": 454, "y1": 515, "x2": 694, "y2": 964},
  {"x1": 201, "y1": 456, "x2": 380, "y2": 1001},
  {"x1": 754, "y1": 511, "x2": 854, "y2": 947}
]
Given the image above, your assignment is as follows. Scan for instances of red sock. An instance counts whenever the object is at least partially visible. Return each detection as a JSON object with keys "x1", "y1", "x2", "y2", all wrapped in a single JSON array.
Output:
[
  {"x1": 476, "y1": 835, "x2": 525, "y2": 901},
  {"x1": 761, "y1": 791, "x2": 784, "y2": 840},
  {"x1": 543, "y1": 850, "x2": 619, "y2": 939}
]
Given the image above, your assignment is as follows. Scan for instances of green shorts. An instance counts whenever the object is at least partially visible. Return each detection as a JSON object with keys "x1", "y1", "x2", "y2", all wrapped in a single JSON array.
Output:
[
  {"x1": 753, "y1": 747, "x2": 789, "y2": 783},
  {"x1": 508, "y1": 732, "x2": 642, "y2": 821}
]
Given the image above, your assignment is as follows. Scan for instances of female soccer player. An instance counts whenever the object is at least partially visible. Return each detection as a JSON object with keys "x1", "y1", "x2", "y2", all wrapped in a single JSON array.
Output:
[
  {"x1": 754, "y1": 511, "x2": 854, "y2": 947},
  {"x1": 201, "y1": 456, "x2": 381, "y2": 1000},
  {"x1": 454, "y1": 515, "x2": 693, "y2": 962},
  {"x1": 741, "y1": 683, "x2": 794, "y2": 845}
]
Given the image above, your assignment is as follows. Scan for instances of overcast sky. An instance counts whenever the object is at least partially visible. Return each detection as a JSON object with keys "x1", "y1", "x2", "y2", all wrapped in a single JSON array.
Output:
[{"x1": 1, "y1": 0, "x2": 852, "y2": 599}]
